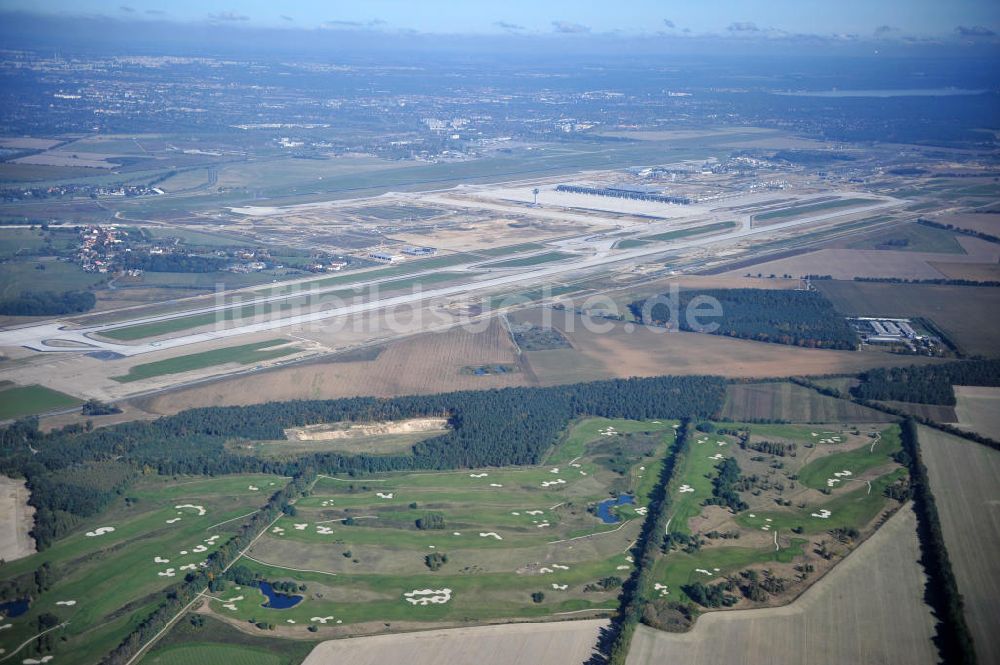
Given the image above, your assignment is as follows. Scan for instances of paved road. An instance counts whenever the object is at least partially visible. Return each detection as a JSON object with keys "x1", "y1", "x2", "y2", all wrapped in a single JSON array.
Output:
[{"x1": 0, "y1": 197, "x2": 900, "y2": 357}]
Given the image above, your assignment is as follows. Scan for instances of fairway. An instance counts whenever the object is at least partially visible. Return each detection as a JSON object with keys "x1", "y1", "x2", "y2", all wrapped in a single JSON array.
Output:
[
  {"x1": 145, "y1": 644, "x2": 283, "y2": 665},
  {"x1": 112, "y1": 339, "x2": 297, "y2": 382},
  {"x1": 0, "y1": 383, "x2": 82, "y2": 419}
]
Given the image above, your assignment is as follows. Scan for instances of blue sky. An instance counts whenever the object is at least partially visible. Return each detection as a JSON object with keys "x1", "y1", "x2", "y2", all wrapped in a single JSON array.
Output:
[{"x1": 4, "y1": 0, "x2": 998, "y2": 37}]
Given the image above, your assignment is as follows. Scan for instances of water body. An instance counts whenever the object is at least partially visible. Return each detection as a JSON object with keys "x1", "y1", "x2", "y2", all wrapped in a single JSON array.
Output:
[
  {"x1": 596, "y1": 494, "x2": 635, "y2": 524},
  {"x1": 776, "y1": 88, "x2": 987, "y2": 98},
  {"x1": 259, "y1": 581, "x2": 303, "y2": 609},
  {"x1": 0, "y1": 598, "x2": 29, "y2": 618}
]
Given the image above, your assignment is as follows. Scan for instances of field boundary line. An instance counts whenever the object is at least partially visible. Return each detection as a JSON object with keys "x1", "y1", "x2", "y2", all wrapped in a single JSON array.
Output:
[
  {"x1": 548, "y1": 519, "x2": 631, "y2": 545},
  {"x1": 242, "y1": 554, "x2": 340, "y2": 577},
  {"x1": 554, "y1": 608, "x2": 616, "y2": 615},
  {"x1": 206, "y1": 509, "x2": 259, "y2": 530}
]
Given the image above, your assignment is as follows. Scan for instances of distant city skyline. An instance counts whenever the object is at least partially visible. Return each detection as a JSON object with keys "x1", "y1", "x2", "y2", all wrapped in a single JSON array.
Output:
[{"x1": 3, "y1": 0, "x2": 998, "y2": 41}]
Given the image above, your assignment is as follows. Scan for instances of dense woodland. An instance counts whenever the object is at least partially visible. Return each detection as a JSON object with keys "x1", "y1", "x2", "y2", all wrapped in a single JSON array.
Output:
[
  {"x1": 0, "y1": 375, "x2": 726, "y2": 549},
  {"x1": 629, "y1": 289, "x2": 859, "y2": 350},
  {"x1": 0, "y1": 290, "x2": 96, "y2": 315},
  {"x1": 121, "y1": 252, "x2": 230, "y2": 273},
  {"x1": 852, "y1": 359, "x2": 1000, "y2": 405}
]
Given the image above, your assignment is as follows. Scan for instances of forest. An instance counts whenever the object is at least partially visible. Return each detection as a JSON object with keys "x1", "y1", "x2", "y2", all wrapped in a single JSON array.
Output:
[
  {"x1": 852, "y1": 359, "x2": 1000, "y2": 405},
  {"x1": 629, "y1": 289, "x2": 859, "y2": 350},
  {"x1": 0, "y1": 290, "x2": 96, "y2": 315},
  {"x1": 0, "y1": 375, "x2": 726, "y2": 550}
]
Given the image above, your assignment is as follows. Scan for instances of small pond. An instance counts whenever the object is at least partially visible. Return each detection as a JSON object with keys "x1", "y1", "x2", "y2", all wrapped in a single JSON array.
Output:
[
  {"x1": 596, "y1": 494, "x2": 635, "y2": 524},
  {"x1": 259, "y1": 581, "x2": 303, "y2": 609},
  {"x1": 0, "y1": 598, "x2": 29, "y2": 618}
]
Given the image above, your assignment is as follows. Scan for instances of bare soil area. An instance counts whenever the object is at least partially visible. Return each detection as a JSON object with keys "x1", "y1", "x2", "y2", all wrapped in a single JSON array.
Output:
[
  {"x1": 953, "y1": 386, "x2": 1000, "y2": 440},
  {"x1": 286, "y1": 417, "x2": 449, "y2": 441},
  {"x1": 0, "y1": 475, "x2": 35, "y2": 561}
]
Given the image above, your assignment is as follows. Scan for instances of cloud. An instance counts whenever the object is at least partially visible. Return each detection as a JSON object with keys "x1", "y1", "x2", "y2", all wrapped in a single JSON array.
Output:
[
  {"x1": 119, "y1": 5, "x2": 134, "y2": 12},
  {"x1": 323, "y1": 19, "x2": 363, "y2": 28},
  {"x1": 956, "y1": 25, "x2": 996, "y2": 37},
  {"x1": 874, "y1": 25, "x2": 895, "y2": 36},
  {"x1": 144, "y1": 9, "x2": 165, "y2": 15},
  {"x1": 369, "y1": 19, "x2": 387, "y2": 26},
  {"x1": 494, "y1": 21, "x2": 525, "y2": 32},
  {"x1": 280, "y1": 15, "x2": 293, "y2": 22},
  {"x1": 727, "y1": 21, "x2": 760, "y2": 33},
  {"x1": 663, "y1": 19, "x2": 675, "y2": 29},
  {"x1": 209, "y1": 11, "x2": 249, "y2": 22},
  {"x1": 552, "y1": 20, "x2": 590, "y2": 34}
]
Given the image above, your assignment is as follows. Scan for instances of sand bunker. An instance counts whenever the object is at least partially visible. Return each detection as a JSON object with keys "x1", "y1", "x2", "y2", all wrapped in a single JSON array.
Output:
[
  {"x1": 248, "y1": 485, "x2": 260, "y2": 491},
  {"x1": 154, "y1": 556, "x2": 170, "y2": 563},
  {"x1": 708, "y1": 453, "x2": 725, "y2": 461},
  {"x1": 526, "y1": 510, "x2": 544, "y2": 515},
  {"x1": 223, "y1": 603, "x2": 238, "y2": 611},
  {"x1": 294, "y1": 523, "x2": 308, "y2": 530},
  {"x1": 165, "y1": 518, "x2": 181, "y2": 524},
  {"x1": 180, "y1": 564, "x2": 197, "y2": 571},
  {"x1": 404, "y1": 588, "x2": 452, "y2": 606},
  {"x1": 552, "y1": 564, "x2": 569, "y2": 570},
  {"x1": 175, "y1": 504, "x2": 206, "y2": 516},
  {"x1": 539, "y1": 567, "x2": 553, "y2": 574},
  {"x1": 85, "y1": 526, "x2": 115, "y2": 537},
  {"x1": 617, "y1": 565, "x2": 630, "y2": 570},
  {"x1": 205, "y1": 535, "x2": 220, "y2": 543},
  {"x1": 479, "y1": 532, "x2": 503, "y2": 540},
  {"x1": 54, "y1": 600, "x2": 76, "y2": 606},
  {"x1": 678, "y1": 485, "x2": 695, "y2": 493},
  {"x1": 158, "y1": 568, "x2": 176, "y2": 577},
  {"x1": 317, "y1": 526, "x2": 334, "y2": 535},
  {"x1": 286, "y1": 417, "x2": 449, "y2": 441},
  {"x1": 551, "y1": 584, "x2": 568, "y2": 590},
  {"x1": 22, "y1": 657, "x2": 54, "y2": 664},
  {"x1": 470, "y1": 473, "x2": 489, "y2": 478},
  {"x1": 311, "y1": 616, "x2": 342, "y2": 623},
  {"x1": 695, "y1": 568, "x2": 713, "y2": 576},
  {"x1": 635, "y1": 507, "x2": 648, "y2": 515},
  {"x1": 321, "y1": 500, "x2": 334, "y2": 507},
  {"x1": 811, "y1": 509, "x2": 832, "y2": 519},
  {"x1": 540, "y1": 479, "x2": 566, "y2": 488},
  {"x1": 376, "y1": 492, "x2": 394, "y2": 499}
]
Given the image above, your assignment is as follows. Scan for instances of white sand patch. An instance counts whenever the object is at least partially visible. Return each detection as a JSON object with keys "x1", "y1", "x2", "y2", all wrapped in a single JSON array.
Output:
[
  {"x1": 321, "y1": 500, "x2": 334, "y2": 507},
  {"x1": 489, "y1": 483, "x2": 503, "y2": 487},
  {"x1": 654, "y1": 583, "x2": 669, "y2": 596},
  {"x1": 376, "y1": 492, "x2": 394, "y2": 499},
  {"x1": 224, "y1": 595, "x2": 244, "y2": 602},
  {"x1": 540, "y1": 479, "x2": 566, "y2": 488},
  {"x1": 294, "y1": 523, "x2": 308, "y2": 530},
  {"x1": 617, "y1": 565, "x2": 630, "y2": 570},
  {"x1": 469, "y1": 473, "x2": 488, "y2": 478},
  {"x1": 833, "y1": 470, "x2": 853, "y2": 477},
  {"x1": 0, "y1": 623, "x2": 8, "y2": 630},
  {"x1": 453, "y1": 532, "x2": 461, "y2": 536},
  {"x1": 762, "y1": 525, "x2": 770, "y2": 531},
  {"x1": 571, "y1": 463, "x2": 582, "y2": 468},
  {"x1": 175, "y1": 504, "x2": 206, "y2": 516},
  {"x1": 154, "y1": 556, "x2": 170, "y2": 564},
  {"x1": 551, "y1": 584, "x2": 568, "y2": 590},
  {"x1": 550, "y1": 468, "x2": 560, "y2": 474},
  {"x1": 179, "y1": 550, "x2": 188, "y2": 555},
  {"x1": 85, "y1": 526, "x2": 115, "y2": 537},
  {"x1": 511, "y1": 511, "x2": 520, "y2": 516},
  {"x1": 765, "y1": 518, "x2": 772, "y2": 522},
  {"x1": 22, "y1": 657, "x2": 53, "y2": 664},
  {"x1": 223, "y1": 603, "x2": 238, "y2": 611},
  {"x1": 287, "y1": 619, "x2": 296, "y2": 624},
  {"x1": 539, "y1": 567, "x2": 553, "y2": 574},
  {"x1": 536, "y1": 522, "x2": 550, "y2": 528},
  {"x1": 158, "y1": 568, "x2": 176, "y2": 577},
  {"x1": 748, "y1": 514, "x2": 756, "y2": 518},
  {"x1": 695, "y1": 568, "x2": 713, "y2": 576},
  {"x1": 526, "y1": 510, "x2": 544, "y2": 516},
  {"x1": 192, "y1": 545, "x2": 208, "y2": 553},
  {"x1": 404, "y1": 588, "x2": 452, "y2": 605},
  {"x1": 165, "y1": 518, "x2": 181, "y2": 524},
  {"x1": 479, "y1": 532, "x2": 503, "y2": 540},
  {"x1": 811, "y1": 432, "x2": 818, "y2": 436},
  {"x1": 811, "y1": 509, "x2": 832, "y2": 519},
  {"x1": 180, "y1": 564, "x2": 197, "y2": 571},
  {"x1": 54, "y1": 600, "x2": 76, "y2": 606},
  {"x1": 248, "y1": 485, "x2": 259, "y2": 491},
  {"x1": 678, "y1": 485, "x2": 695, "y2": 493},
  {"x1": 205, "y1": 535, "x2": 220, "y2": 543},
  {"x1": 316, "y1": 526, "x2": 334, "y2": 535},
  {"x1": 579, "y1": 471, "x2": 588, "y2": 476},
  {"x1": 311, "y1": 616, "x2": 338, "y2": 623},
  {"x1": 428, "y1": 545, "x2": 435, "y2": 549},
  {"x1": 552, "y1": 564, "x2": 569, "y2": 570},
  {"x1": 271, "y1": 527, "x2": 285, "y2": 535},
  {"x1": 708, "y1": 453, "x2": 725, "y2": 461},
  {"x1": 635, "y1": 507, "x2": 648, "y2": 515},
  {"x1": 717, "y1": 441, "x2": 726, "y2": 446}
]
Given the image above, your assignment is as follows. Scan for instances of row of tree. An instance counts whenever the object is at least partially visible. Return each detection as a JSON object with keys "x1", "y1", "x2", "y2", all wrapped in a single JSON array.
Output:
[
  {"x1": 0, "y1": 375, "x2": 727, "y2": 550},
  {"x1": 852, "y1": 359, "x2": 1000, "y2": 406},
  {"x1": 629, "y1": 289, "x2": 859, "y2": 350}
]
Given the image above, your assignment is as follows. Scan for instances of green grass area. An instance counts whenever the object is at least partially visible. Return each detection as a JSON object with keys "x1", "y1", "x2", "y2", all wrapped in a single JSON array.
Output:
[
  {"x1": 475, "y1": 242, "x2": 547, "y2": 257},
  {"x1": 307, "y1": 252, "x2": 483, "y2": 290},
  {"x1": 0, "y1": 383, "x2": 82, "y2": 419},
  {"x1": 754, "y1": 198, "x2": 876, "y2": 222},
  {"x1": 547, "y1": 417, "x2": 677, "y2": 466},
  {"x1": 111, "y1": 339, "x2": 297, "y2": 383},
  {"x1": 479, "y1": 251, "x2": 575, "y2": 269},
  {"x1": 847, "y1": 222, "x2": 967, "y2": 254},
  {"x1": 143, "y1": 227, "x2": 259, "y2": 248},
  {"x1": 666, "y1": 431, "x2": 733, "y2": 536},
  {"x1": 617, "y1": 221, "x2": 738, "y2": 249},
  {"x1": 797, "y1": 425, "x2": 902, "y2": 490},
  {"x1": 0, "y1": 260, "x2": 106, "y2": 300},
  {"x1": 144, "y1": 644, "x2": 283, "y2": 665},
  {"x1": 0, "y1": 228, "x2": 51, "y2": 259},
  {"x1": 0, "y1": 473, "x2": 284, "y2": 664}
]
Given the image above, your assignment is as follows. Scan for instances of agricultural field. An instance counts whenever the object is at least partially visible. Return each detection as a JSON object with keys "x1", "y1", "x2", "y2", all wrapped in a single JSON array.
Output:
[
  {"x1": 651, "y1": 422, "x2": 908, "y2": 610},
  {"x1": 0, "y1": 260, "x2": 106, "y2": 301},
  {"x1": 201, "y1": 418, "x2": 678, "y2": 635},
  {"x1": 919, "y1": 426, "x2": 1000, "y2": 665},
  {"x1": 301, "y1": 619, "x2": 606, "y2": 665},
  {"x1": 138, "y1": 317, "x2": 528, "y2": 415},
  {"x1": 846, "y1": 222, "x2": 967, "y2": 254},
  {"x1": 720, "y1": 382, "x2": 897, "y2": 423},
  {"x1": 953, "y1": 386, "x2": 1000, "y2": 440},
  {"x1": 112, "y1": 339, "x2": 299, "y2": 383},
  {"x1": 816, "y1": 281, "x2": 1000, "y2": 357},
  {"x1": 0, "y1": 473, "x2": 287, "y2": 664},
  {"x1": 628, "y1": 504, "x2": 936, "y2": 665},
  {"x1": 0, "y1": 383, "x2": 82, "y2": 419}
]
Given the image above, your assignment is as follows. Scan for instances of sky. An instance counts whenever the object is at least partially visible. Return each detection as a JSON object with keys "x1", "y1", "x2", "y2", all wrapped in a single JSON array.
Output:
[{"x1": 3, "y1": 0, "x2": 998, "y2": 38}]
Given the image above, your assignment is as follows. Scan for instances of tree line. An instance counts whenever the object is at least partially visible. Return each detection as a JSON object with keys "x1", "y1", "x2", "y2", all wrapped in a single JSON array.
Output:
[
  {"x1": 0, "y1": 290, "x2": 96, "y2": 316},
  {"x1": 629, "y1": 289, "x2": 859, "y2": 350},
  {"x1": 852, "y1": 359, "x2": 1000, "y2": 406},
  {"x1": 0, "y1": 375, "x2": 726, "y2": 550}
]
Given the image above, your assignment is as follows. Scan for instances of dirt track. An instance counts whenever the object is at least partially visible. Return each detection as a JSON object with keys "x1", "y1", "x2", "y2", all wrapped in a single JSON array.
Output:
[
  {"x1": 627, "y1": 504, "x2": 936, "y2": 665},
  {"x1": 301, "y1": 619, "x2": 607, "y2": 665},
  {"x1": 0, "y1": 475, "x2": 35, "y2": 561}
]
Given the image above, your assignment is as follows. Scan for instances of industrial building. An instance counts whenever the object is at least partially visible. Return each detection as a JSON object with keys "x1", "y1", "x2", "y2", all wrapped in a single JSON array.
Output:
[
  {"x1": 555, "y1": 184, "x2": 692, "y2": 205},
  {"x1": 368, "y1": 251, "x2": 403, "y2": 263},
  {"x1": 402, "y1": 246, "x2": 436, "y2": 256}
]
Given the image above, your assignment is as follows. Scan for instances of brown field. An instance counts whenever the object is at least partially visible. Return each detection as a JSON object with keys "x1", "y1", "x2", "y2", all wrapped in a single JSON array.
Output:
[
  {"x1": 816, "y1": 281, "x2": 1000, "y2": 357},
  {"x1": 919, "y1": 427, "x2": 1000, "y2": 665},
  {"x1": 627, "y1": 504, "x2": 937, "y2": 665},
  {"x1": 878, "y1": 401, "x2": 958, "y2": 423},
  {"x1": 953, "y1": 386, "x2": 1000, "y2": 441},
  {"x1": 302, "y1": 619, "x2": 606, "y2": 665},
  {"x1": 722, "y1": 236, "x2": 1000, "y2": 281},
  {"x1": 0, "y1": 475, "x2": 34, "y2": 562},
  {"x1": 139, "y1": 317, "x2": 529, "y2": 415},
  {"x1": 516, "y1": 309, "x2": 941, "y2": 383},
  {"x1": 929, "y1": 261, "x2": 1000, "y2": 281},
  {"x1": 932, "y1": 212, "x2": 1000, "y2": 236},
  {"x1": 720, "y1": 382, "x2": 897, "y2": 423},
  {"x1": 390, "y1": 216, "x2": 587, "y2": 251}
]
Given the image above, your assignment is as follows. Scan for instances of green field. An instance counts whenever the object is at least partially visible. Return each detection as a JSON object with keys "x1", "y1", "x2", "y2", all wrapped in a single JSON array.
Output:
[
  {"x1": 754, "y1": 198, "x2": 875, "y2": 222},
  {"x1": 0, "y1": 260, "x2": 106, "y2": 300},
  {"x1": 0, "y1": 473, "x2": 286, "y2": 664},
  {"x1": 720, "y1": 382, "x2": 898, "y2": 424},
  {"x1": 796, "y1": 426, "x2": 901, "y2": 489},
  {"x1": 0, "y1": 383, "x2": 82, "y2": 419},
  {"x1": 847, "y1": 222, "x2": 967, "y2": 254},
  {"x1": 144, "y1": 644, "x2": 283, "y2": 665},
  {"x1": 111, "y1": 339, "x2": 298, "y2": 383},
  {"x1": 474, "y1": 242, "x2": 548, "y2": 257},
  {"x1": 480, "y1": 251, "x2": 575, "y2": 269},
  {"x1": 616, "y1": 221, "x2": 738, "y2": 249}
]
